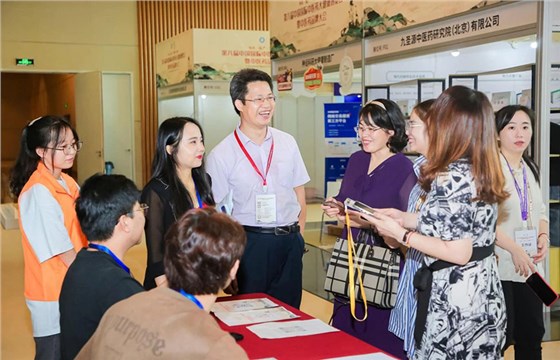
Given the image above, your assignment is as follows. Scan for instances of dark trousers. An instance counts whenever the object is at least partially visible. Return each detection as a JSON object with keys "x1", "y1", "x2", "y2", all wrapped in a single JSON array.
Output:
[
  {"x1": 35, "y1": 334, "x2": 61, "y2": 360},
  {"x1": 501, "y1": 280, "x2": 545, "y2": 360},
  {"x1": 237, "y1": 231, "x2": 305, "y2": 308}
]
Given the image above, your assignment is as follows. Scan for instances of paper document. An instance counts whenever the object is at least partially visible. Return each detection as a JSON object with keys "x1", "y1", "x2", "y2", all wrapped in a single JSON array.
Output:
[
  {"x1": 247, "y1": 319, "x2": 338, "y2": 339},
  {"x1": 212, "y1": 298, "x2": 277, "y2": 313},
  {"x1": 214, "y1": 306, "x2": 299, "y2": 326}
]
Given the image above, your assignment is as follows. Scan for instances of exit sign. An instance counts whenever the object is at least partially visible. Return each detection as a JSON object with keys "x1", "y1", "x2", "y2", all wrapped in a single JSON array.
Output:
[{"x1": 16, "y1": 58, "x2": 34, "y2": 66}]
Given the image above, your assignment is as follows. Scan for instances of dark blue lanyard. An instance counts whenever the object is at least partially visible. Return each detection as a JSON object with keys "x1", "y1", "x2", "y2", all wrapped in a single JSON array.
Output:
[
  {"x1": 195, "y1": 188, "x2": 203, "y2": 208},
  {"x1": 179, "y1": 289, "x2": 204, "y2": 310},
  {"x1": 88, "y1": 243, "x2": 130, "y2": 274}
]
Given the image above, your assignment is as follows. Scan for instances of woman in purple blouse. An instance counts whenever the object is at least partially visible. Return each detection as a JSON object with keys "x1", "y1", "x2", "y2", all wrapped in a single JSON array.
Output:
[{"x1": 322, "y1": 99, "x2": 416, "y2": 359}]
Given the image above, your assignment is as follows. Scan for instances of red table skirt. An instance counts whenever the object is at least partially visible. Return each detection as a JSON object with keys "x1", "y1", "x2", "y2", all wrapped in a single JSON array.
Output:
[{"x1": 216, "y1": 293, "x2": 393, "y2": 360}]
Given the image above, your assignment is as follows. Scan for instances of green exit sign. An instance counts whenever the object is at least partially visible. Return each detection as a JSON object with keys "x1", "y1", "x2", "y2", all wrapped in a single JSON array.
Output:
[{"x1": 16, "y1": 58, "x2": 34, "y2": 66}]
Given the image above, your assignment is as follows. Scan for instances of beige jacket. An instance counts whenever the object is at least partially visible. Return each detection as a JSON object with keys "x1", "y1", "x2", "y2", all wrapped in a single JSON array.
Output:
[{"x1": 77, "y1": 287, "x2": 248, "y2": 360}]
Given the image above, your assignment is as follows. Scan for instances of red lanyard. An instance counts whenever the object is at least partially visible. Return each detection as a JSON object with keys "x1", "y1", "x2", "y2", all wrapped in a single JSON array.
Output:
[{"x1": 234, "y1": 129, "x2": 274, "y2": 191}]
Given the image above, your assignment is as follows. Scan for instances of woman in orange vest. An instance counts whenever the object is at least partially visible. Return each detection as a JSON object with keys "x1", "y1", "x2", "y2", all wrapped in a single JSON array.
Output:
[{"x1": 10, "y1": 115, "x2": 87, "y2": 360}]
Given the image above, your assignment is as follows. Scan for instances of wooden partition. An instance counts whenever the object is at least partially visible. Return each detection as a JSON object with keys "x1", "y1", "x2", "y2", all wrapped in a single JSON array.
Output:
[{"x1": 137, "y1": 1, "x2": 268, "y2": 183}]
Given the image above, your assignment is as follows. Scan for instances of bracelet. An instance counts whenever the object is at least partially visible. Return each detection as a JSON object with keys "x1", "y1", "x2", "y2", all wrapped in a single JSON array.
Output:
[
  {"x1": 538, "y1": 232, "x2": 550, "y2": 246},
  {"x1": 402, "y1": 230, "x2": 413, "y2": 247}
]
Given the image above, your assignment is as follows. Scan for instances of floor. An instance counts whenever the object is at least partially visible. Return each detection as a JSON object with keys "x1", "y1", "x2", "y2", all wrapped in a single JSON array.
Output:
[{"x1": 1, "y1": 204, "x2": 559, "y2": 359}]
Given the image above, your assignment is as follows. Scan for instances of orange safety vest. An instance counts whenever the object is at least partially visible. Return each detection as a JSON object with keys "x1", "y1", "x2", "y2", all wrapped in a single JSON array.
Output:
[{"x1": 18, "y1": 163, "x2": 87, "y2": 302}]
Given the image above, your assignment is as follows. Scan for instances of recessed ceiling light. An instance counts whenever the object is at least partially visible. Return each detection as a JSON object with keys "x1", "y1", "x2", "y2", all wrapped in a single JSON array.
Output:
[
  {"x1": 530, "y1": 41, "x2": 538, "y2": 49},
  {"x1": 451, "y1": 50, "x2": 460, "y2": 57}
]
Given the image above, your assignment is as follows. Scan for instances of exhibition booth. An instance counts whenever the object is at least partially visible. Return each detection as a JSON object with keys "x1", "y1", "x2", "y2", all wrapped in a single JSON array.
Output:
[{"x1": 271, "y1": 1, "x2": 559, "y2": 305}]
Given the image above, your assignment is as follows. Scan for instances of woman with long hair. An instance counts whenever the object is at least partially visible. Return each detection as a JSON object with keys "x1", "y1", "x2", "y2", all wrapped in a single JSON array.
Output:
[
  {"x1": 495, "y1": 105, "x2": 548, "y2": 359},
  {"x1": 10, "y1": 115, "x2": 87, "y2": 359},
  {"x1": 321, "y1": 99, "x2": 416, "y2": 358},
  {"x1": 366, "y1": 86, "x2": 508, "y2": 358},
  {"x1": 141, "y1": 117, "x2": 215, "y2": 290}
]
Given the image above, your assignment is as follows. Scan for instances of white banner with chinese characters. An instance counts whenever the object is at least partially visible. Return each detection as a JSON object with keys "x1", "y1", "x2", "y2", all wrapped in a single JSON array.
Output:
[
  {"x1": 273, "y1": 41, "x2": 361, "y2": 76},
  {"x1": 156, "y1": 29, "x2": 270, "y2": 89},
  {"x1": 364, "y1": 1, "x2": 537, "y2": 60},
  {"x1": 269, "y1": 0, "x2": 499, "y2": 59},
  {"x1": 156, "y1": 32, "x2": 192, "y2": 88},
  {"x1": 192, "y1": 29, "x2": 270, "y2": 78}
]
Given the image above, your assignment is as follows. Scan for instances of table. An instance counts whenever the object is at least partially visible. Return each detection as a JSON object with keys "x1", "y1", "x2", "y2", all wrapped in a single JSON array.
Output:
[{"x1": 216, "y1": 293, "x2": 393, "y2": 360}]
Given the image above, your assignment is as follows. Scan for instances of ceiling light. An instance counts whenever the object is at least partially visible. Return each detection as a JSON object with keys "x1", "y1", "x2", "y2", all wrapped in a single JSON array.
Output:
[
  {"x1": 451, "y1": 50, "x2": 460, "y2": 57},
  {"x1": 530, "y1": 41, "x2": 538, "y2": 49}
]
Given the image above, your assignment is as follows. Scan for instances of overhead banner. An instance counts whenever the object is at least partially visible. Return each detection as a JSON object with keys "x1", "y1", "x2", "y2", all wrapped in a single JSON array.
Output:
[
  {"x1": 156, "y1": 32, "x2": 192, "y2": 88},
  {"x1": 193, "y1": 29, "x2": 270, "y2": 77},
  {"x1": 364, "y1": 1, "x2": 537, "y2": 60},
  {"x1": 273, "y1": 40, "x2": 361, "y2": 76},
  {"x1": 270, "y1": 0, "x2": 500, "y2": 58},
  {"x1": 156, "y1": 29, "x2": 270, "y2": 89}
]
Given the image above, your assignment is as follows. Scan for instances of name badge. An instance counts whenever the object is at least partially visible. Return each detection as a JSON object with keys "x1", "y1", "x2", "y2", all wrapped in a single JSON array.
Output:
[
  {"x1": 514, "y1": 227, "x2": 537, "y2": 256},
  {"x1": 256, "y1": 194, "x2": 276, "y2": 223}
]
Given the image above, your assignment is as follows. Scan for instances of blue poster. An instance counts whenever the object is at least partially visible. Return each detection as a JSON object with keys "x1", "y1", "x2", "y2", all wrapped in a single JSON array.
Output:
[
  {"x1": 324, "y1": 103, "x2": 361, "y2": 138},
  {"x1": 325, "y1": 157, "x2": 349, "y2": 182}
]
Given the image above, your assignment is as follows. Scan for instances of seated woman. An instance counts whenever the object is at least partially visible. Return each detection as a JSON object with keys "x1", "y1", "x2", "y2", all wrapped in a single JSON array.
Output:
[{"x1": 76, "y1": 208, "x2": 248, "y2": 359}]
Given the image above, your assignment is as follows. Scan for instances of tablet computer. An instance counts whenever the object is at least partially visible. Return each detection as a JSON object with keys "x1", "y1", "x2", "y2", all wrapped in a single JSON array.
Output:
[{"x1": 344, "y1": 198, "x2": 376, "y2": 217}]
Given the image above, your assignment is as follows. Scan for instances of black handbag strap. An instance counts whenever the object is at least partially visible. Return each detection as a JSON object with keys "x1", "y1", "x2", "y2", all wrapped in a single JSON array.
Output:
[{"x1": 414, "y1": 243, "x2": 495, "y2": 346}]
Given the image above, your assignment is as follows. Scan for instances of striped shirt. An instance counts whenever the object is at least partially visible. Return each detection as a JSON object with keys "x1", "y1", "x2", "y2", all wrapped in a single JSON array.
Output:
[{"x1": 388, "y1": 155, "x2": 426, "y2": 358}]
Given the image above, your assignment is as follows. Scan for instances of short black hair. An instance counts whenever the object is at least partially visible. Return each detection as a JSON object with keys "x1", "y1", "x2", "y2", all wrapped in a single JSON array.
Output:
[
  {"x1": 229, "y1": 68, "x2": 273, "y2": 115},
  {"x1": 76, "y1": 174, "x2": 140, "y2": 241},
  {"x1": 359, "y1": 99, "x2": 408, "y2": 153},
  {"x1": 164, "y1": 208, "x2": 246, "y2": 295}
]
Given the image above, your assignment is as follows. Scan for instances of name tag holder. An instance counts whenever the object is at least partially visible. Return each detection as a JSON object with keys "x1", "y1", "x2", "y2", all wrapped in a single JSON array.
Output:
[
  {"x1": 256, "y1": 194, "x2": 277, "y2": 223},
  {"x1": 514, "y1": 226, "x2": 538, "y2": 256}
]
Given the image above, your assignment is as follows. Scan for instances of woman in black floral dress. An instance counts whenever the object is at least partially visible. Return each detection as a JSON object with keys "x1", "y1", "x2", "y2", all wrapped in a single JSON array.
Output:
[{"x1": 366, "y1": 86, "x2": 508, "y2": 359}]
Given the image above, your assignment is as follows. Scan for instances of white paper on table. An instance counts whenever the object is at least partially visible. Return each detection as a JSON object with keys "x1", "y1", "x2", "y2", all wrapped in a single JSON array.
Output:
[
  {"x1": 211, "y1": 298, "x2": 277, "y2": 313},
  {"x1": 214, "y1": 306, "x2": 299, "y2": 326},
  {"x1": 324, "y1": 353, "x2": 397, "y2": 360},
  {"x1": 247, "y1": 319, "x2": 338, "y2": 339}
]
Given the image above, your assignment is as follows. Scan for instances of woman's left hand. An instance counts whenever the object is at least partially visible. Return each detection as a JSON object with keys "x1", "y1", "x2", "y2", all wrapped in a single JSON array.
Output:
[
  {"x1": 345, "y1": 210, "x2": 373, "y2": 228},
  {"x1": 360, "y1": 211, "x2": 406, "y2": 241},
  {"x1": 533, "y1": 235, "x2": 549, "y2": 264}
]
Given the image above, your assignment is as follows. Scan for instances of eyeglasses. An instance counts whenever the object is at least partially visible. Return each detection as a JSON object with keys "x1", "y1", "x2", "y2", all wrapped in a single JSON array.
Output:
[
  {"x1": 354, "y1": 125, "x2": 383, "y2": 134},
  {"x1": 45, "y1": 141, "x2": 83, "y2": 155},
  {"x1": 405, "y1": 120, "x2": 424, "y2": 130},
  {"x1": 129, "y1": 203, "x2": 149, "y2": 217},
  {"x1": 243, "y1": 95, "x2": 276, "y2": 105}
]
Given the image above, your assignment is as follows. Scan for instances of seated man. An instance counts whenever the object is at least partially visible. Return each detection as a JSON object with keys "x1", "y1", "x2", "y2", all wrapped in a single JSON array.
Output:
[
  {"x1": 59, "y1": 174, "x2": 145, "y2": 359},
  {"x1": 77, "y1": 208, "x2": 248, "y2": 359}
]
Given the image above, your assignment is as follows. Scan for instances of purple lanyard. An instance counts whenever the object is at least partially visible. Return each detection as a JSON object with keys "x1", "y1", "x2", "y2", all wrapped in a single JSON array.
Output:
[{"x1": 504, "y1": 157, "x2": 529, "y2": 222}]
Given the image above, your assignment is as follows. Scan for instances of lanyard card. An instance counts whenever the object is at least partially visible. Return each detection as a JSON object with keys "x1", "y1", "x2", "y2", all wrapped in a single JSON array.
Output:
[
  {"x1": 514, "y1": 227, "x2": 537, "y2": 256},
  {"x1": 256, "y1": 194, "x2": 276, "y2": 224}
]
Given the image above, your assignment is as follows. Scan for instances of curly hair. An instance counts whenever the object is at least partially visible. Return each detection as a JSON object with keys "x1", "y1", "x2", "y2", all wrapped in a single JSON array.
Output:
[{"x1": 164, "y1": 208, "x2": 246, "y2": 295}]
